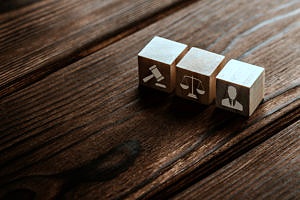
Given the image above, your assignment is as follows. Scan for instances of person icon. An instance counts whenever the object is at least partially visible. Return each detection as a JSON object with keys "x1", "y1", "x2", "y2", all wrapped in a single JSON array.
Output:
[{"x1": 221, "y1": 86, "x2": 243, "y2": 111}]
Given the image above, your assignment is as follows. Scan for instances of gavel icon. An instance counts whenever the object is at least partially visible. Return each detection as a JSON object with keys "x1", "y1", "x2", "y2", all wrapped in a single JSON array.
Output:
[
  {"x1": 142, "y1": 65, "x2": 166, "y2": 88},
  {"x1": 143, "y1": 65, "x2": 164, "y2": 83}
]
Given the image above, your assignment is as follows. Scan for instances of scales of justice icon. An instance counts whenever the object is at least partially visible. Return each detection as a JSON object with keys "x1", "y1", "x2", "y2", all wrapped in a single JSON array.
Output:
[{"x1": 180, "y1": 75, "x2": 205, "y2": 99}]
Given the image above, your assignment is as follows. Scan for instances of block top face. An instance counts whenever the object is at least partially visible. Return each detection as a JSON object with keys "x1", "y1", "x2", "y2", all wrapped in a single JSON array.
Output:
[
  {"x1": 138, "y1": 36, "x2": 188, "y2": 65},
  {"x1": 216, "y1": 59, "x2": 264, "y2": 88},
  {"x1": 177, "y1": 47, "x2": 225, "y2": 76}
]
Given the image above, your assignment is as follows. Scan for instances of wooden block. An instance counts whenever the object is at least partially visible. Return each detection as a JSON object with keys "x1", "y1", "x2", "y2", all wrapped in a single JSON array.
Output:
[
  {"x1": 176, "y1": 47, "x2": 226, "y2": 104},
  {"x1": 138, "y1": 36, "x2": 188, "y2": 93},
  {"x1": 216, "y1": 59, "x2": 265, "y2": 116}
]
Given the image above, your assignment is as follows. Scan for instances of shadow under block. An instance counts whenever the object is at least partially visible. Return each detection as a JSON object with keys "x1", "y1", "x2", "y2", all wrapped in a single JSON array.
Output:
[
  {"x1": 216, "y1": 59, "x2": 265, "y2": 116},
  {"x1": 138, "y1": 36, "x2": 188, "y2": 93},
  {"x1": 176, "y1": 47, "x2": 226, "y2": 104}
]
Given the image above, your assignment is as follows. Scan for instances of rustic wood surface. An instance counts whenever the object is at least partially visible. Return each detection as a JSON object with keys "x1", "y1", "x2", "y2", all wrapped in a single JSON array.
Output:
[
  {"x1": 172, "y1": 121, "x2": 300, "y2": 200},
  {"x1": 0, "y1": 0, "x2": 299, "y2": 199},
  {"x1": 0, "y1": 0, "x2": 38, "y2": 13},
  {"x1": 0, "y1": 0, "x2": 193, "y2": 98}
]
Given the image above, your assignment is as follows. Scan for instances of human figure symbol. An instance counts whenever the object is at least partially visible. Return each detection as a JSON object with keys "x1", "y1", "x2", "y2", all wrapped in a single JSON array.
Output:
[{"x1": 221, "y1": 86, "x2": 243, "y2": 111}]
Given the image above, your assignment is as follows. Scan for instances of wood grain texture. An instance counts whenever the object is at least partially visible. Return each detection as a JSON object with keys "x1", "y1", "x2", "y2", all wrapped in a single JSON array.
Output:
[
  {"x1": 172, "y1": 121, "x2": 300, "y2": 200},
  {"x1": 0, "y1": 0, "x2": 38, "y2": 13},
  {"x1": 0, "y1": 0, "x2": 299, "y2": 199},
  {"x1": 0, "y1": 0, "x2": 191, "y2": 98}
]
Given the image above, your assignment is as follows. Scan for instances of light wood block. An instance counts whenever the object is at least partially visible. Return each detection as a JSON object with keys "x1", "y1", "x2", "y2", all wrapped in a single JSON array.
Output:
[
  {"x1": 138, "y1": 36, "x2": 188, "y2": 93},
  {"x1": 216, "y1": 59, "x2": 265, "y2": 116},
  {"x1": 176, "y1": 47, "x2": 226, "y2": 104}
]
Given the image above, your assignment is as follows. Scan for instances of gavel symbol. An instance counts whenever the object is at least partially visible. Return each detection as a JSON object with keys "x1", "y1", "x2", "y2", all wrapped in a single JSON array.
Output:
[
  {"x1": 143, "y1": 65, "x2": 166, "y2": 88},
  {"x1": 143, "y1": 65, "x2": 164, "y2": 82}
]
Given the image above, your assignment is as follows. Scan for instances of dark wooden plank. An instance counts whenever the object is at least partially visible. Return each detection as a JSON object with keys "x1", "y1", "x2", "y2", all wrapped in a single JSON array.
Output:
[
  {"x1": 0, "y1": 0, "x2": 192, "y2": 98},
  {"x1": 0, "y1": 0, "x2": 37, "y2": 13},
  {"x1": 172, "y1": 121, "x2": 300, "y2": 200},
  {"x1": 0, "y1": 0, "x2": 299, "y2": 199}
]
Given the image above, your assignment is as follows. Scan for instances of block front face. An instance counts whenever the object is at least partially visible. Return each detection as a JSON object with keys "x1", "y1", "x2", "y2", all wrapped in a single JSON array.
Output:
[
  {"x1": 176, "y1": 67, "x2": 210, "y2": 104},
  {"x1": 138, "y1": 57, "x2": 173, "y2": 92},
  {"x1": 176, "y1": 47, "x2": 225, "y2": 104},
  {"x1": 216, "y1": 80, "x2": 250, "y2": 115},
  {"x1": 138, "y1": 36, "x2": 188, "y2": 93},
  {"x1": 216, "y1": 59, "x2": 265, "y2": 116}
]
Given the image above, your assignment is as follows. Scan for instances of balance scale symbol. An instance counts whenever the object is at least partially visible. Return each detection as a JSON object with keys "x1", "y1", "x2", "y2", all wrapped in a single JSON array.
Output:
[{"x1": 180, "y1": 75, "x2": 205, "y2": 99}]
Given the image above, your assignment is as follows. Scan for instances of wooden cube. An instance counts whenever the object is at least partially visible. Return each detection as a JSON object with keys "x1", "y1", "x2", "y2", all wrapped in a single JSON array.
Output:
[
  {"x1": 216, "y1": 59, "x2": 265, "y2": 116},
  {"x1": 138, "y1": 36, "x2": 188, "y2": 93},
  {"x1": 176, "y1": 47, "x2": 226, "y2": 104}
]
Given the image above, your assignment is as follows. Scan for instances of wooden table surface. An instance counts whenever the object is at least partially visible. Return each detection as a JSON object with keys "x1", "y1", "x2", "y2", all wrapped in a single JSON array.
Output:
[{"x1": 0, "y1": 0, "x2": 299, "y2": 199}]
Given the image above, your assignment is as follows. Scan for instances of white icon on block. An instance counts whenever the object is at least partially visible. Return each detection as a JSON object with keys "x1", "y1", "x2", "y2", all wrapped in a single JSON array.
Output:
[
  {"x1": 180, "y1": 75, "x2": 205, "y2": 99},
  {"x1": 143, "y1": 65, "x2": 166, "y2": 88},
  {"x1": 221, "y1": 86, "x2": 243, "y2": 111}
]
